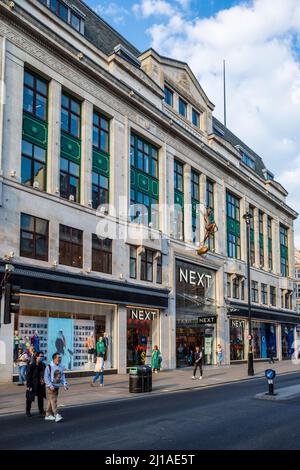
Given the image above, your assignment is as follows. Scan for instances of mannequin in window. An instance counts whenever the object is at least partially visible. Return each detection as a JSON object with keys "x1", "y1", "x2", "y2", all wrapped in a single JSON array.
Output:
[
  {"x1": 86, "y1": 331, "x2": 95, "y2": 363},
  {"x1": 31, "y1": 330, "x2": 40, "y2": 353},
  {"x1": 103, "y1": 332, "x2": 109, "y2": 361}
]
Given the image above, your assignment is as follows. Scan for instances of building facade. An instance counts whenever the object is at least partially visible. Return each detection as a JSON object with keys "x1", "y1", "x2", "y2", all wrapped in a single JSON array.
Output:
[{"x1": 0, "y1": 0, "x2": 298, "y2": 381}]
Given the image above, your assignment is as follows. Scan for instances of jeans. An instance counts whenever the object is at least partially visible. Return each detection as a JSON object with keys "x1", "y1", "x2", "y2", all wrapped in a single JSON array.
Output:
[
  {"x1": 193, "y1": 362, "x2": 203, "y2": 377},
  {"x1": 93, "y1": 371, "x2": 104, "y2": 385},
  {"x1": 18, "y1": 365, "x2": 27, "y2": 384}
]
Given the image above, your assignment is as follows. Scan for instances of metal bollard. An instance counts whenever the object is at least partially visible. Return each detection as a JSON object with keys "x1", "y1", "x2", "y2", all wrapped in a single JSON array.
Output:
[{"x1": 265, "y1": 369, "x2": 276, "y2": 396}]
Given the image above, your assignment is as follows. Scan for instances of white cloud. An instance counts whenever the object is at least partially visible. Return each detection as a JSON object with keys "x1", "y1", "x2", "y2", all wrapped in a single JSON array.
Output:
[
  {"x1": 94, "y1": 3, "x2": 129, "y2": 25},
  {"x1": 132, "y1": 0, "x2": 176, "y2": 18},
  {"x1": 144, "y1": 0, "x2": 300, "y2": 243}
]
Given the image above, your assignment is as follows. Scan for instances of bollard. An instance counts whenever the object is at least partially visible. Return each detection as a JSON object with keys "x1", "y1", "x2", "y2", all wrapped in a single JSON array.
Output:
[{"x1": 265, "y1": 369, "x2": 276, "y2": 396}]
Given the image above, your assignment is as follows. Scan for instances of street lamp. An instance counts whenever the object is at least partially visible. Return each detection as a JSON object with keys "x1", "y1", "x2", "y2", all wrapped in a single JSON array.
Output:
[{"x1": 243, "y1": 211, "x2": 254, "y2": 376}]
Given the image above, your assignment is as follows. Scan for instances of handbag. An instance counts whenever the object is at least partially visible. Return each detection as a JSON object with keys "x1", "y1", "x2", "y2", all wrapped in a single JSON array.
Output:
[{"x1": 26, "y1": 389, "x2": 35, "y2": 402}]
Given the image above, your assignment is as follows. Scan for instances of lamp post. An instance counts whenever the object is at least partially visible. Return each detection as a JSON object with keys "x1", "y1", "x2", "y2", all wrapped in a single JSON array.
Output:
[{"x1": 243, "y1": 211, "x2": 254, "y2": 376}]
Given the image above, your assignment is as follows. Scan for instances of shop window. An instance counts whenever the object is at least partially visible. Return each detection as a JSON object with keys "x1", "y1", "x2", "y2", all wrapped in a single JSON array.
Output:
[
  {"x1": 281, "y1": 324, "x2": 294, "y2": 359},
  {"x1": 20, "y1": 213, "x2": 49, "y2": 261},
  {"x1": 230, "y1": 319, "x2": 245, "y2": 361},
  {"x1": 164, "y1": 86, "x2": 173, "y2": 107},
  {"x1": 61, "y1": 93, "x2": 81, "y2": 138},
  {"x1": 21, "y1": 140, "x2": 46, "y2": 191},
  {"x1": 252, "y1": 321, "x2": 277, "y2": 359},
  {"x1": 23, "y1": 70, "x2": 48, "y2": 121},
  {"x1": 141, "y1": 249, "x2": 153, "y2": 282},
  {"x1": 130, "y1": 246, "x2": 137, "y2": 279},
  {"x1": 59, "y1": 224, "x2": 83, "y2": 268},
  {"x1": 127, "y1": 308, "x2": 157, "y2": 367},
  {"x1": 93, "y1": 111, "x2": 109, "y2": 154},
  {"x1": 60, "y1": 157, "x2": 80, "y2": 202},
  {"x1": 92, "y1": 172, "x2": 109, "y2": 209},
  {"x1": 92, "y1": 234, "x2": 112, "y2": 274},
  {"x1": 251, "y1": 281, "x2": 259, "y2": 303}
]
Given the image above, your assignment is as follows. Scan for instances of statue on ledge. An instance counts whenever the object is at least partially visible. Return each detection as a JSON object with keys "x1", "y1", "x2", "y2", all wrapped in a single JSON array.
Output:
[{"x1": 197, "y1": 208, "x2": 218, "y2": 255}]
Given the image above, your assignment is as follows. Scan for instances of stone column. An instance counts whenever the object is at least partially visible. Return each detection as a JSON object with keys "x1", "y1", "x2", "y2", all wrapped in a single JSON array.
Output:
[
  {"x1": 117, "y1": 305, "x2": 127, "y2": 374},
  {"x1": 80, "y1": 100, "x2": 93, "y2": 206},
  {"x1": 168, "y1": 294, "x2": 176, "y2": 369},
  {"x1": 277, "y1": 324, "x2": 282, "y2": 361},
  {"x1": 47, "y1": 79, "x2": 61, "y2": 194},
  {"x1": 183, "y1": 164, "x2": 192, "y2": 243}
]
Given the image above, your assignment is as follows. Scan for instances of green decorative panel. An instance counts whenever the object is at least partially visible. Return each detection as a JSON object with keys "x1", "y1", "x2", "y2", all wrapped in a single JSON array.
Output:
[
  {"x1": 131, "y1": 168, "x2": 159, "y2": 200},
  {"x1": 61, "y1": 132, "x2": 81, "y2": 164},
  {"x1": 23, "y1": 114, "x2": 47, "y2": 147},
  {"x1": 92, "y1": 149, "x2": 109, "y2": 176},
  {"x1": 259, "y1": 234, "x2": 264, "y2": 248},
  {"x1": 268, "y1": 239, "x2": 272, "y2": 251},
  {"x1": 280, "y1": 246, "x2": 288, "y2": 259},
  {"x1": 227, "y1": 218, "x2": 240, "y2": 237},
  {"x1": 174, "y1": 190, "x2": 184, "y2": 208}
]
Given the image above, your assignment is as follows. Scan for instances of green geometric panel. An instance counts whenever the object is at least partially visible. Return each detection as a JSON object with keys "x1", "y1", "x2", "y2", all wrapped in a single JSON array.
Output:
[
  {"x1": 174, "y1": 190, "x2": 184, "y2": 208},
  {"x1": 92, "y1": 149, "x2": 109, "y2": 176},
  {"x1": 268, "y1": 238, "x2": 272, "y2": 252},
  {"x1": 152, "y1": 180, "x2": 159, "y2": 198},
  {"x1": 23, "y1": 114, "x2": 47, "y2": 147},
  {"x1": 227, "y1": 218, "x2": 240, "y2": 237},
  {"x1": 138, "y1": 173, "x2": 150, "y2": 193},
  {"x1": 131, "y1": 168, "x2": 159, "y2": 200},
  {"x1": 131, "y1": 168, "x2": 136, "y2": 187},
  {"x1": 61, "y1": 133, "x2": 81, "y2": 164},
  {"x1": 281, "y1": 245, "x2": 288, "y2": 259},
  {"x1": 259, "y1": 234, "x2": 264, "y2": 248}
]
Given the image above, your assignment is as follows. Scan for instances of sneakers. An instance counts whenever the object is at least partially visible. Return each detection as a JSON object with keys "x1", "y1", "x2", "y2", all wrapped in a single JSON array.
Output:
[
  {"x1": 192, "y1": 376, "x2": 196, "y2": 380},
  {"x1": 199, "y1": 376, "x2": 203, "y2": 380},
  {"x1": 100, "y1": 384, "x2": 104, "y2": 387},
  {"x1": 55, "y1": 413, "x2": 63, "y2": 423},
  {"x1": 45, "y1": 415, "x2": 56, "y2": 421}
]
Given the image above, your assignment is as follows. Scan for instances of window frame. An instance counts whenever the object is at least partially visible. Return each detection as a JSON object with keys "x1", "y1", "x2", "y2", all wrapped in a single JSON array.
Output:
[
  {"x1": 91, "y1": 234, "x2": 112, "y2": 274},
  {"x1": 61, "y1": 92, "x2": 81, "y2": 138},
  {"x1": 23, "y1": 69, "x2": 48, "y2": 121},
  {"x1": 93, "y1": 111, "x2": 109, "y2": 154},
  {"x1": 140, "y1": 249, "x2": 154, "y2": 282},
  {"x1": 20, "y1": 213, "x2": 49, "y2": 261},
  {"x1": 21, "y1": 139, "x2": 47, "y2": 191},
  {"x1": 192, "y1": 108, "x2": 200, "y2": 128},
  {"x1": 60, "y1": 157, "x2": 80, "y2": 202},
  {"x1": 164, "y1": 86, "x2": 173, "y2": 107},
  {"x1": 59, "y1": 224, "x2": 83, "y2": 268},
  {"x1": 178, "y1": 97, "x2": 187, "y2": 118}
]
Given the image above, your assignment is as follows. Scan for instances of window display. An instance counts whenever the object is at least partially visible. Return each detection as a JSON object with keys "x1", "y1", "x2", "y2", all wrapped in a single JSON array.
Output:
[
  {"x1": 230, "y1": 319, "x2": 245, "y2": 361},
  {"x1": 127, "y1": 318, "x2": 152, "y2": 366},
  {"x1": 252, "y1": 321, "x2": 277, "y2": 359},
  {"x1": 281, "y1": 324, "x2": 294, "y2": 359}
]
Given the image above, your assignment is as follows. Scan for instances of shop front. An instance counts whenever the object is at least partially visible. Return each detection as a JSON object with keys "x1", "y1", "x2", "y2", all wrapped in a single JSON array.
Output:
[
  {"x1": 281, "y1": 323, "x2": 295, "y2": 359},
  {"x1": 230, "y1": 319, "x2": 246, "y2": 361},
  {"x1": 127, "y1": 307, "x2": 160, "y2": 367},
  {"x1": 175, "y1": 259, "x2": 217, "y2": 367}
]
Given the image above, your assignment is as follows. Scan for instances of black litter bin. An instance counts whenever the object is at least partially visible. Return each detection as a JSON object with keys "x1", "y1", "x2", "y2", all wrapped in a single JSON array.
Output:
[{"x1": 129, "y1": 365, "x2": 152, "y2": 393}]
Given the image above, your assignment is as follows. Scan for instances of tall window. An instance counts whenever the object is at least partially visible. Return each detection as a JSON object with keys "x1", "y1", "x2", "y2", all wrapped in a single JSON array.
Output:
[
  {"x1": 92, "y1": 235, "x2": 112, "y2": 274},
  {"x1": 141, "y1": 249, "x2": 153, "y2": 282},
  {"x1": 261, "y1": 284, "x2": 268, "y2": 305},
  {"x1": 259, "y1": 210, "x2": 264, "y2": 267},
  {"x1": 59, "y1": 225, "x2": 83, "y2": 268},
  {"x1": 249, "y1": 206, "x2": 255, "y2": 266},
  {"x1": 21, "y1": 140, "x2": 46, "y2": 191},
  {"x1": 156, "y1": 254, "x2": 162, "y2": 284},
  {"x1": 92, "y1": 172, "x2": 109, "y2": 209},
  {"x1": 192, "y1": 109, "x2": 200, "y2": 127},
  {"x1": 60, "y1": 157, "x2": 80, "y2": 202},
  {"x1": 268, "y1": 216, "x2": 273, "y2": 271},
  {"x1": 191, "y1": 170, "x2": 199, "y2": 244},
  {"x1": 251, "y1": 281, "x2": 259, "y2": 303},
  {"x1": 174, "y1": 160, "x2": 184, "y2": 240},
  {"x1": 227, "y1": 274, "x2": 231, "y2": 298},
  {"x1": 20, "y1": 213, "x2": 49, "y2": 261},
  {"x1": 232, "y1": 277, "x2": 239, "y2": 299},
  {"x1": 164, "y1": 86, "x2": 173, "y2": 107},
  {"x1": 174, "y1": 160, "x2": 183, "y2": 192},
  {"x1": 93, "y1": 112, "x2": 109, "y2": 154},
  {"x1": 23, "y1": 70, "x2": 48, "y2": 121},
  {"x1": 70, "y1": 11, "x2": 81, "y2": 31},
  {"x1": 130, "y1": 134, "x2": 158, "y2": 178},
  {"x1": 280, "y1": 224, "x2": 289, "y2": 277},
  {"x1": 61, "y1": 93, "x2": 81, "y2": 138},
  {"x1": 178, "y1": 97, "x2": 187, "y2": 118},
  {"x1": 206, "y1": 179, "x2": 215, "y2": 251},
  {"x1": 130, "y1": 246, "x2": 137, "y2": 279},
  {"x1": 270, "y1": 286, "x2": 276, "y2": 306},
  {"x1": 50, "y1": 0, "x2": 68, "y2": 22},
  {"x1": 226, "y1": 192, "x2": 240, "y2": 259}
]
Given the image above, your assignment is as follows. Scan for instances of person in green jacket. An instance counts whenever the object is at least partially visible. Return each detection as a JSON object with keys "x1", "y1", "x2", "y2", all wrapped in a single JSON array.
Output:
[
  {"x1": 151, "y1": 345, "x2": 161, "y2": 373},
  {"x1": 96, "y1": 336, "x2": 106, "y2": 357}
]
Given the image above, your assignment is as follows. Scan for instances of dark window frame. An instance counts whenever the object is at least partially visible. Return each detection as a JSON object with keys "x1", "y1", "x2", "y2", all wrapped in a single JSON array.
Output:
[
  {"x1": 59, "y1": 224, "x2": 83, "y2": 268},
  {"x1": 164, "y1": 86, "x2": 173, "y2": 107},
  {"x1": 60, "y1": 157, "x2": 80, "y2": 202},
  {"x1": 23, "y1": 69, "x2": 48, "y2": 121},
  {"x1": 91, "y1": 234, "x2": 112, "y2": 274},
  {"x1": 140, "y1": 249, "x2": 153, "y2": 282},
  {"x1": 61, "y1": 92, "x2": 81, "y2": 138},
  {"x1": 20, "y1": 213, "x2": 49, "y2": 261},
  {"x1": 192, "y1": 108, "x2": 200, "y2": 127},
  {"x1": 21, "y1": 139, "x2": 46, "y2": 191},
  {"x1": 174, "y1": 160, "x2": 184, "y2": 192},
  {"x1": 93, "y1": 111, "x2": 109, "y2": 154},
  {"x1": 130, "y1": 246, "x2": 137, "y2": 279},
  {"x1": 178, "y1": 97, "x2": 187, "y2": 118}
]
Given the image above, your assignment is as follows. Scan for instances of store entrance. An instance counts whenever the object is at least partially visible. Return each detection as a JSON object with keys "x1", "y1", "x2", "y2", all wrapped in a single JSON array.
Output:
[{"x1": 176, "y1": 325, "x2": 214, "y2": 367}]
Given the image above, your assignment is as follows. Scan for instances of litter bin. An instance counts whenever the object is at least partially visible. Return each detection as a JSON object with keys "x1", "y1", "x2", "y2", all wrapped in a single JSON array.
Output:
[{"x1": 129, "y1": 365, "x2": 152, "y2": 393}]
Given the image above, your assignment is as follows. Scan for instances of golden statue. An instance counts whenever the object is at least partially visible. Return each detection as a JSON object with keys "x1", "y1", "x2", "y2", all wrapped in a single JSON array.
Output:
[{"x1": 197, "y1": 208, "x2": 218, "y2": 255}]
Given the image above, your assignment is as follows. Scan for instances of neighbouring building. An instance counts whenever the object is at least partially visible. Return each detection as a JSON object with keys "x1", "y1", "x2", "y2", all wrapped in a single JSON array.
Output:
[{"x1": 0, "y1": 0, "x2": 298, "y2": 382}]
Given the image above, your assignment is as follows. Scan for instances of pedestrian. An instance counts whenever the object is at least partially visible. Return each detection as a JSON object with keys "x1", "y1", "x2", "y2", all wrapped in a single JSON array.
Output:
[
  {"x1": 44, "y1": 352, "x2": 68, "y2": 423},
  {"x1": 268, "y1": 345, "x2": 275, "y2": 364},
  {"x1": 216, "y1": 344, "x2": 223, "y2": 366},
  {"x1": 96, "y1": 335, "x2": 106, "y2": 357},
  {"x1": 17, "y1": 348, "x2": 30, "y2": 386},
  {"x1": 91, "y1": 352, "x2": 104, "y2": 387},
  {"x1": 26, "y1": 351, "x2": 46, "y2": 417},
  {"x1": 192, "y1": 346, "x2": 203, "y2": 380},
  {"x1": 151, "y1": 345, "x2": 161, "y2": 373}
]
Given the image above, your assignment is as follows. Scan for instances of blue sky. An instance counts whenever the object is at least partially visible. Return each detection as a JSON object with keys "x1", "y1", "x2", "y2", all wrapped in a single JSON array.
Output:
[{"x1": 84, "y1": 1, "x2": 300, "y2": 246}]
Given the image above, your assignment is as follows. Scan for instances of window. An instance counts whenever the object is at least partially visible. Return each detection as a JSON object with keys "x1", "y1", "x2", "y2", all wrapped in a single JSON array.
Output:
[
  {"x1": 227, "y1": 192, "x2": 241, "y2": 259},
  {"x1": 130, "y1": 190, "x2": 159, "y2": 228},
  {"x1": 268, "y1": 216, "x2": 273, "y2": 271},
  {"x1": 251, "y1": 281, "x2": 259, "y2": 303},
  {"x1": 241, "y1": 152, "x2": 255, "y2": 170},
  {"x1": 206, "y1": 179, "x2": 215, "y2": 251},
  {"x1": 178, "y1": 97, "x2": 187, "y2": 118},
  {"x1": 164, "y1": 86, "x2": 173, "y2": 107},
  {"x1": 261, "y1": 284, "x2": 268, "y2": 305},
  {"x1": 259, "y1": 210, "x2": 264, "y2": 267},
  {"x1": 232, "y1": 277, "x2": 239, "y2": 299},
  {"x1": 249, "y1": 206, "x2": 255, "y2": 266},
  {"x1": 191, "y1": 170, "x2": 199, "y2": 201},
  {"x1": 241, "y1": 280, "x2": 245, "y2": 301},
  {"x1": 270, "y1": 287, "x2": 276, "y2": 307},
  {"x1": 20, "y1": 213, "x2": 49, "y2": 261},
  {"x1": 130, "y1": 246, "x2": 137, "y2": 279},
  {"x1": 174, "y1": 160, "x2": 183, "y2": 192},
  {"x1": 92, "y1": 235, "x2": 112, "y2": 274},
  {"x1": 284, "y1": 291, "x2": 292, "y2": 310},
  {"x1": 296, "y1": 269, "x2": 300, "y2": 279},
  {"x1": 50, "y1": 0, "x2": 68, "y2": 22},
  {"x1": 192, "y1": 109, "x2": 200, "y2": 128},
  {"x1": 141, "y1": 249, "x2": 153, "y2": 282},
  {"x1": 61, "y1": 93, "x2": 81, "y2": 138},
  {"x1": 23, "y1": 70, "x2": 48, "y2": 121},
  {"x1": 21, "y1": 140, "x2": 46, "y2": 191},
  {"x1": 130, "y1": 134, "x2": 158, "y2": 178},
  {"x1": 93, "y1": 112, "x2": 109, "y2": 154},
  {"x1": 280, "y1": 224, "x2": 289, "y2": 277},
  {"x1": 59, "y1": 225, "x2": 83, "y2": 268},
  {"x1": 60, "y1": 157, "x2": 80, "y2": 202},
  {"x1": 40, "y1": 0, "x2": 83, "y2": 32},
  {"x1": 227, "y1": 274, "x2": 231, "y2": 298},
  {"x1": 92, "y1": 172, "x2": 109, "y2": 210},
  {"x1": 191, "y1": 170, "x2": 199, "y2": 244},
  {"x1": 70, "y1": 11, "x2": 81, "y2": 31},
  {"x1": 296, "y1": 284, "x2": 300, "y2": 299},
  {"x1": 156, "y1": 254, "x2": 162, "y2": 284}
]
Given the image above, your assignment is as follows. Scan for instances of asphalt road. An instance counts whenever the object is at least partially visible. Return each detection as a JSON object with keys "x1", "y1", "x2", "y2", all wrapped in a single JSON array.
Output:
[{"x1": 1, "y1": 372, "x2": 300, "y2": 450}]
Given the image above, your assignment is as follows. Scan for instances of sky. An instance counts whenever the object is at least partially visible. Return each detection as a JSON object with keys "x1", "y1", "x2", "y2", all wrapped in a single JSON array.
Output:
[{"x1": 85, "y1": 0, "x2": 300, "y2": 248}]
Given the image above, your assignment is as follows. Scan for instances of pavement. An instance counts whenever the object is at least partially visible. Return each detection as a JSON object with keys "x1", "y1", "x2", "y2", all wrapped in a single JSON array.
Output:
[
  {"x1": 2, "y1": 371, "x2": 300, "y2": 450},
  {"x1": 1, "y1": 360, "x2": 300, "y2": 416}
]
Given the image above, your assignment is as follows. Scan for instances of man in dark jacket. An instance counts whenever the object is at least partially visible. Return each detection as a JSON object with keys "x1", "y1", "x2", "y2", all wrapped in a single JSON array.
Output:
[
  {"x1": 192, "y1": 346, "x2": 203, "y2": 380},
  {"x1": 26, "y1": 351, "x2": 46, "y2": 417}
]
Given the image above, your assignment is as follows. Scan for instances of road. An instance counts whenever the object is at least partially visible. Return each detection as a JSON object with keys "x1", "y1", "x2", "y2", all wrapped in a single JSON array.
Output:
[{"x1": 1, "y1": 372, "x2": 300, "y2": 450}]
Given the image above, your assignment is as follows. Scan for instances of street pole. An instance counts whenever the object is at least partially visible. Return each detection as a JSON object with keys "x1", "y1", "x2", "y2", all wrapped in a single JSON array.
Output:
[{"x1": 243, "y1": 212, "x2": 254, "y2": 376}]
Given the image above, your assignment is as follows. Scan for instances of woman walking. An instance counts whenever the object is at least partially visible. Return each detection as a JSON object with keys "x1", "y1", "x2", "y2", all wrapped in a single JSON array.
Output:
[
  {"x1": 26, "y1": 351, "x2": 46, "y2": 417},
  {"x1": 151, "y1": 345, "x2": 161, "y2": 374},
  {"x1": 91, "y1": 353, "x2": 104, "y2": 387}
]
